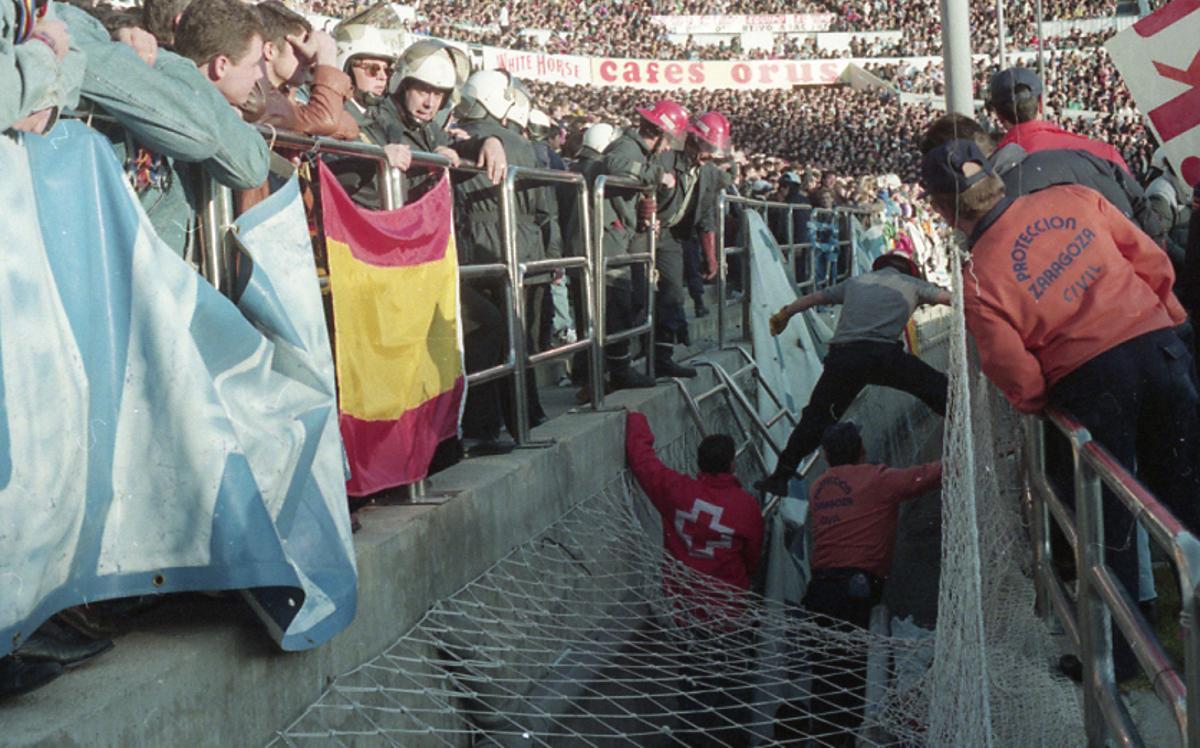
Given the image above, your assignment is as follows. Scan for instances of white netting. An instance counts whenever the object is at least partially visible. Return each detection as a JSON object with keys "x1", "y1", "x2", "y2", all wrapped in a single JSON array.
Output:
[
  {"x1": 272, "y1": 424, "x2": 940, "y2": 747},
  {"x1": 272, "y1": 254, "x2": 1085, "y2": 748},
  {"x1": 921, "y1": 248, "x2": 1084, "y2": 746}
]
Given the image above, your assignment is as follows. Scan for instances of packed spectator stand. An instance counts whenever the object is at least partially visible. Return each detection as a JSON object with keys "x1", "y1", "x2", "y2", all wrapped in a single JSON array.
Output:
[{"x1": 0, "y1": 0, "x2": 1173, "y2": 727}]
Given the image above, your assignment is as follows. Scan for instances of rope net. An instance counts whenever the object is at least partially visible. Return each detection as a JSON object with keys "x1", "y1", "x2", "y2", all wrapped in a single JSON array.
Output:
[{"x1": 274, "y1": 269, "x2": 1083, "y2": 747}]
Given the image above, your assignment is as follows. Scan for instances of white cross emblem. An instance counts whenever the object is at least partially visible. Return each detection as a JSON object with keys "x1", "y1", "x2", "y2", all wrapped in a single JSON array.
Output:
[{"x1": 675, "y1": 499, "x2": 735, "y2": 559}]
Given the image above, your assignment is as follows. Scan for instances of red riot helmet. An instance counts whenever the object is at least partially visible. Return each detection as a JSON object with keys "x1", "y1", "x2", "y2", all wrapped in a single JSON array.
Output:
[
  {"x1": 686, "y1": 111, "x2": 732, "y2": 157},
  {"x1": 872, "y1": 234, "x2": 921, "y2": 278},
  {"x1": 636, "y1": 100, "x2": 689, "y2": 148}
]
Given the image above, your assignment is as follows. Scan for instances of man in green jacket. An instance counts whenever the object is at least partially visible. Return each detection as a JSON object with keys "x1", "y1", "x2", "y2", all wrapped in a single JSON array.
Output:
[
  {"x1": 60, "y1": 0, "x2": 269, "y2": 259},
  {"x1": 596, "y1": 99, "x2": 689, "y2": 390}
]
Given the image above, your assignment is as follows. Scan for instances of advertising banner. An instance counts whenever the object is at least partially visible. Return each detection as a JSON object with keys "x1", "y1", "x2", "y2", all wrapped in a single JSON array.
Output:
[
  {"x1": 590, "y1": 57, "x2": 850, "y2": 90},
  {"x1": 481, "y1": 46, "x2": 592, "y2": 85},
  {"x1": 648, "y1": 13, "x2": 836, "y2": 34}
]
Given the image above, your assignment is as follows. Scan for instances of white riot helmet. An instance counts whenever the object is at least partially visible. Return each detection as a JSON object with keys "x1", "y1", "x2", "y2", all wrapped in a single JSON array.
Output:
[
  {"x1": 528, "y1": 109, "x2": 552, "y2": 140},
  {"x1": 335, "y1": 24, "x2": 398, "y2": 73},
  {"x1": 582, "y1": 123, "x2": 617, "y2": 153},
  {"x1": 507, "y1": 76, "x2": 532, "y2": 130},
  {"x1": 457, "y1": 70, "x2": 519, "y2": 122},
  {"x1": 387, "y1": 39, "x2": 471, "y2": 109}
]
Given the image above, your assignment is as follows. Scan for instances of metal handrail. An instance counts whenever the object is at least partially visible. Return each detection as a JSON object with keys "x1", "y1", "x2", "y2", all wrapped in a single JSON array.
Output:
[
  {"x1": 498, "y1": 164, "x2": 599, "y2": 443},
  {"x1": 715, "y1": 192, "x2": 873, "y2": 347},
  {"x1": 1026, "y1": 408, "x2": 1200, "y2": 746},
  {"x1": 591, "y1": 174, "x2": 657, "y2": 406}
]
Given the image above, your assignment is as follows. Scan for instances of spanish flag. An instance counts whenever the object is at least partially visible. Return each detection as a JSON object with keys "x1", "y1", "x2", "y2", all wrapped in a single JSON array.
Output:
[{"x1": 318, "y1": 163, "x2": 464, "y2": 496}]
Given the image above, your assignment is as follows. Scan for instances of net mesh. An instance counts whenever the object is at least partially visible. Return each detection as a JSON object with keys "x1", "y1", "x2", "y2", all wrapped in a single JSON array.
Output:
[{"x1": 272, "y1": 257, "x2": 1084, "y2": 747}]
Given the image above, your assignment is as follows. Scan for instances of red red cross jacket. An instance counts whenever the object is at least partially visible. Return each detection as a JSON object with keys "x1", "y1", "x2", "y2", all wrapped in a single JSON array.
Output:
[{"x1": 625, "y1": 412, "x2": 764, "y2": 591}]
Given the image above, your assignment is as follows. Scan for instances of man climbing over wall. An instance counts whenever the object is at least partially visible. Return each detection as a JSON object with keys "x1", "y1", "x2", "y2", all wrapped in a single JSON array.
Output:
[
  {"x1": 753, "y1": 247, "x2": 952, "y2": 497},
  {"x1": 776, "y1": 421, "x2": 942, "y2": 746},
  {"x1": 624, "y1": 409, "x2": 764, "y2": 747}
]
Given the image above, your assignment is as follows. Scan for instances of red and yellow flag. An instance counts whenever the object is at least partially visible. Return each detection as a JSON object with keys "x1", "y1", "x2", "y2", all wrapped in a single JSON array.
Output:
[{"x1": 318, "y1": 163, "x2": 464, "y2": 496}]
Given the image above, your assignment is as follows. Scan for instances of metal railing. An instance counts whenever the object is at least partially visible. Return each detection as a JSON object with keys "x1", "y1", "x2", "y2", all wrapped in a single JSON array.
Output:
[
  {"x1": 1026, "y1": 408, "x2": 1200, "y2": 746},
  {"x1": 714, "y1": 193, "x2": 873, "y2": 348},
  {"x1": 192, "y1": 132, "x2": 610, "y2": 451},
  {"x1": 499, "y1": 164, "x2": 598, "y2": 442},
  {"x1": 590, "y1": 174, "x2": 657, "y2": 405}
]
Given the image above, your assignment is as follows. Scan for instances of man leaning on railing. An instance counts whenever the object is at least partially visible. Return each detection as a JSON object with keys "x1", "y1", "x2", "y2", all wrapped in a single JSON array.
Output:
[
  {"x1": 59, "y1": 0, "x2": 270, "y2": 258},
  {"x1": 921, "y1": 138, "x2": 1200, "y2": 683}
]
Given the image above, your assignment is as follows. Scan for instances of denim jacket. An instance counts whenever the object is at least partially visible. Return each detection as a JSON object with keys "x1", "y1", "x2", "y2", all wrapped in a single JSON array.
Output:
[
  {"x1": 1, "y1": 4, "x2": 84, "y2": 131},
  {"x1": 59, "y1": 4, "x2": 268, "y2": 257}
]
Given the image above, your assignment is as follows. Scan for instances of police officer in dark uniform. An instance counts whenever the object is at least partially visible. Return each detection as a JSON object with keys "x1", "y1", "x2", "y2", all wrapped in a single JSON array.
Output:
[
  {"x1": 595, "y1": 100, "x2": 689, "y2": 391},
  {"x1": 455, "y1": 70, "x2": 556, "y2": 430},
  {"x1": 652, "y1": 110, "x2": 732, "y2": 374}
]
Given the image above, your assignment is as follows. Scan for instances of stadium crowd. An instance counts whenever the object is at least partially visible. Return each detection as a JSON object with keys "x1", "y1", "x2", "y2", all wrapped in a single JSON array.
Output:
[{"x1": 5, "y1": 0, "x2": 1189, "y2": 731}]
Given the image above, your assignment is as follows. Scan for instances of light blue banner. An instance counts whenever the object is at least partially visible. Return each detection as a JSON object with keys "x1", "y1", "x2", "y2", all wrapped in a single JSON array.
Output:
[{"x1": 0, "y1": 122, "x2": 355, "y2": 655}]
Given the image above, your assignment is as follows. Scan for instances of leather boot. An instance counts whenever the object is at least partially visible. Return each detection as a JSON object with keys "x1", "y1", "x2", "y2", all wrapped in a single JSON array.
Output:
[
  {"x1": 655, "y1": 344, "x2": 696, "y2": 378},
  {"x1": 0, "y1": 656, "x2": 62, "y2": 699}
]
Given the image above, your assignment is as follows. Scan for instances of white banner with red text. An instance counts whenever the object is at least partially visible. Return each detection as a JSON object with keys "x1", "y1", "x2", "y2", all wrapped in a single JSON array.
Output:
[
  {"x1": 480, "y1": 47, "x2": 592, "y2": 86},
  {"x1": 648, "y1": 13, "x2": 836, "y2": 34}
]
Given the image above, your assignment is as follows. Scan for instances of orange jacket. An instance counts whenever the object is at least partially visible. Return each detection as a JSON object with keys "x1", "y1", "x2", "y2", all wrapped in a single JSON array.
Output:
[
  {"x1": 963, "y1": 184, "x2": 1184, "y2": 413},
  {"x1": 809, "y1": 461, "x2": 942, "y2": 579}
]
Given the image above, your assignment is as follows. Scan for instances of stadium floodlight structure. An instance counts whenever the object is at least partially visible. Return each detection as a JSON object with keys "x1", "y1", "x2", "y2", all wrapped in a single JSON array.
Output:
[{"x1": 940, "y1": 0, "x2": 974, "y2": 116}]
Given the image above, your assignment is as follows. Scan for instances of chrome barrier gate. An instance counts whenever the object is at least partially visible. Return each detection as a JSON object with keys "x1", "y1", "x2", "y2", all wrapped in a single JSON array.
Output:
[
  {"x1": 590, "y1": 174, "x2": 658, "y2": 407},
  {"x1": 1026, "y1": 410, "x2": 1200, "y2": 746},
  {"x1": 499, "y1": 164, "x2": 599, "y2": 442},
  {"x1": 714, "y1": 193, "x2": 868, "y2": 348}
]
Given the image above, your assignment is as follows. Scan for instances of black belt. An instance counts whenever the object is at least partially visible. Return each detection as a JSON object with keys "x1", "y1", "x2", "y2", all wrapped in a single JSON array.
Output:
[{"x1": 811, "y1": 567, "x2": 884, "y2": 598}]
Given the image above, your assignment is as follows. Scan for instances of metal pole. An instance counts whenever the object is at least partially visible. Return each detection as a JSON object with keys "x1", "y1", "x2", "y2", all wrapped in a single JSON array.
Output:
[
  {"x1": 785, "y1": 205, "x2": 796, "y2": 287},
  {"x1": 500, "y1": 167, "x2": 530, "y2": 443},
  {"x1": 940, "y1": 0, "x2": 976, "y2": 116},
  {"x1": 1035, "y1": 0, "x2": 1046, "y2": 83},
  {"x1": 1185, "y1": 558, "x2": 1200, "y2": 748},
  {"x1": 1074, "y1": 432, "x2": 1109, "y2": 747},
  {"x1": 716, "y1": 191, "x2": 728, "y2": 349},
  {"x1": 996, "y1": 0, "x2": 1007, "y2": 70},
  {"x1": 645, "y1": 219, "x2": 657, "y2": 381},
  {"x1": 1027, "y1": 416, "x2": 1052, "y2": 619},
  {"x1": 591, "y1": 176, "x2": 608, "y2": 407},
  {"x1": 575, "y1": 177, "x2": 600, "y2": 411},
  {"x1": 379, "y1": 163, "x2": 398, "y2": 211},
  {"x1": 197, "y1": 176, "x2": 234, "y2": 294}
]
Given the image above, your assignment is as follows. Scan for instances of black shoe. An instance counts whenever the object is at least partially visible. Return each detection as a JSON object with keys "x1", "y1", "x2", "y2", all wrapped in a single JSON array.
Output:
[
  {"x1": 656, "y1": 357, "x2": 697, "y2": 378},
  {"x1": 754, "y1": 474, "x2": 793, "y2": 496},
  {"x1": 1058, "y1": 654, "x2": 1083, "y2": 683},
  {"x1": 463, "y1": 438, "x2": 515, "y2": 457},
  {"x1": 610, "y1": 367, "x2": 656, "y2": 390},
  {"x1": 693, "y1": 302, "x2": 709, "y2": 318},
  {"x1": 0, "y1": 656, "x2": 63, "y2": 699},
  {"x1": 17, "y1": 619, "x2": 114, "y2": 668}
]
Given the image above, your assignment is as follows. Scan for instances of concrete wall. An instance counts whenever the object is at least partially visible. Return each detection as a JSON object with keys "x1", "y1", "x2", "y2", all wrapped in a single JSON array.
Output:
[{"x1": 4, "y1": 299, "x2": 952, "y2": 747}]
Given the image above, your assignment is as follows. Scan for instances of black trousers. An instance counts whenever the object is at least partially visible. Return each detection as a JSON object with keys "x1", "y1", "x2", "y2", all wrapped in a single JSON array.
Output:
[
  {"x1": 775, "y1": 341, "x2": 948, "y2": 475},
  {"x1": 674, "y1": 627, "x2": 757, "y2": 748},
  {"x1": 776, "y1": 570, "x2": 881, "y2": 747},
  {"x1": 459, "y1": 284, "x2": 507, "y2": 441},
  {"x1": 682, "y1": 236, "x2": 706, "y2": 305},
  {"x1": 1046, "y1": 327, "x2": 1200, "y2": 680},
  {"x1": 656, "y1": 236, "x2": 689, "y2": 348}
]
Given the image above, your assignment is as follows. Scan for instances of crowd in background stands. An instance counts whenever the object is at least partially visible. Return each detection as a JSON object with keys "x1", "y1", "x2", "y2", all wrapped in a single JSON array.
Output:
[
  {"x1": 400, "y1": 0, "x2": 1123, "y2": 58},
  {"x1": 533, "y1": 82, "x2": 936, "y2": 183}
]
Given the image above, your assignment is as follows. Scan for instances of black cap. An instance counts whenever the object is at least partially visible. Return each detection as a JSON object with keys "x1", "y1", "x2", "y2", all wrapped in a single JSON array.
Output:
[
  {"x1": 919, "y1": 139, "x2": 994, "y2": 194},
  {"x1": 821, "y1": 421, "x2": 861, "y2": 452},
  {"x1": 988, "y1": 67, "x2": 1043, "y2": 108}
]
